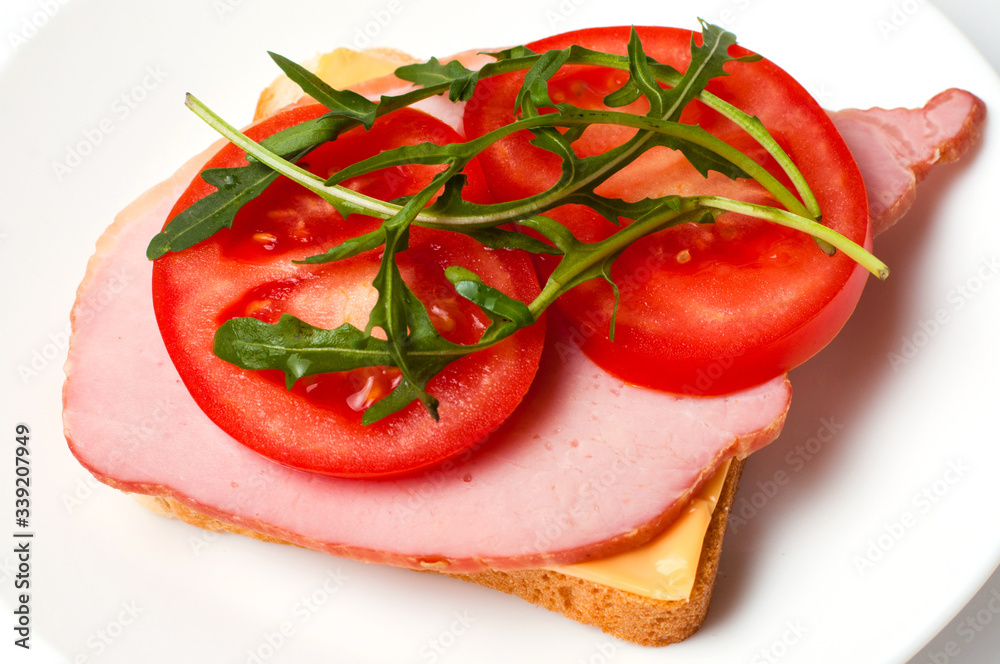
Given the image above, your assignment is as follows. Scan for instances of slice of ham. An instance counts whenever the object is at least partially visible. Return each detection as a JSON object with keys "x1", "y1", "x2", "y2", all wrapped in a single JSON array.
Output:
[
  {"x1": 830, "y1": 88, "x2": 985, "y2": 236},
  {"x1": 63, "y1": 147, "x2": 788, "y2": 572},
  {"x1": 63, "y1": 88, "x2": 983, "y2": 574}
]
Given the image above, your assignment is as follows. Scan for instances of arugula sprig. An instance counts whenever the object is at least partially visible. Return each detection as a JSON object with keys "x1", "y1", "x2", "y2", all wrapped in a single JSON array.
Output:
[
  {"x1": 157, "y1": 22, "x2": 889, "y2": 424},
  {"x1": 149, "y1": 24, "x2": 816, "y2": 258}
]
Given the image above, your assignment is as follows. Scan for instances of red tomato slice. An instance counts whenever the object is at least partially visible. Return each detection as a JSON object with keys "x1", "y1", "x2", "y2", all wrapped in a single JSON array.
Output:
[
  {"x1": 465, "y1": 26, "x2": 870, "y2": 395},
  {"x1": 153, "y1": 105, "x2": 544, "y2": 477}
]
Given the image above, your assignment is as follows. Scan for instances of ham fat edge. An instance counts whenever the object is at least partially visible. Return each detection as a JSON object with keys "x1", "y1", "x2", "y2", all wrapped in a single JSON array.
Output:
[{"x1": 63, "y1": 48, "x2": 984, "y2": 574}]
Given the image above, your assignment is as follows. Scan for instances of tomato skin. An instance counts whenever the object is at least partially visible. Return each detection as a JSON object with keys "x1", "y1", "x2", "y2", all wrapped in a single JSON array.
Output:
[
  {"x1": 465, "y1": 26, "x2": 871, "y2": 395},
  {"x1": 153, "y1": 105, "x2": 544, "y2": 477}
]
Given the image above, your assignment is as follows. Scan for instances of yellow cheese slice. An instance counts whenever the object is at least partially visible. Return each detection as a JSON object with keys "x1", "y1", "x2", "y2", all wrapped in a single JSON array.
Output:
[
  {"x1": 312, "y1": 48, "x2": 404, "y2": 88},
  {"x1": 550, "y1": 459, "x2": 732, "y2": 601}
]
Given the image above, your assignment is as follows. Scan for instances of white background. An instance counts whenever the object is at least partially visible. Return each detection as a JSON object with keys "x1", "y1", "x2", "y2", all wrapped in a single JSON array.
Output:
[
  {"x1": 880, "y1": 5, "x2": 1000, "y2": 663},
  {"x1": 0, "y1": 1, "x2": 998, "y2": 663}
]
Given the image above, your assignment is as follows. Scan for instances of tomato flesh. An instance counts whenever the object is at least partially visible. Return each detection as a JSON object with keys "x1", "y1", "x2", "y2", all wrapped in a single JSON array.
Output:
[
  {"x1": 465, "y1": 26, "x2": 871, "y2": 395},
  {"x1": 153, "y1": 105, "x2": 544, "y2": 477}
]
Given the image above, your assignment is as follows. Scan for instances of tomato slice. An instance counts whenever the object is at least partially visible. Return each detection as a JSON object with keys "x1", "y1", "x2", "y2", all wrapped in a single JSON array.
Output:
[
  {"x1": 465, "y1": 26, "x2": 870, "y2": 395},
  {"x1": 153, "y1": 105, "x2": 544, "y2": 477}
]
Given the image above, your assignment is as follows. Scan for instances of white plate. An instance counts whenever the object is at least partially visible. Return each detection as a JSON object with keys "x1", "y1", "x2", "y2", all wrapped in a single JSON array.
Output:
[{"x1": 2, "y1": 0, "x2": 998, "y2": 662}]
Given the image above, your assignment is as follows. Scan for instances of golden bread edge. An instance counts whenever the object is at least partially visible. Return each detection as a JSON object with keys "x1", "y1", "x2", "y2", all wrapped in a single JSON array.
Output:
[
  {"x1": 436, "y1": 457, "x2": 745, "y2": 646},
  {"x1": 131, "y1": 457, "x2": 744, "y2": 647}
]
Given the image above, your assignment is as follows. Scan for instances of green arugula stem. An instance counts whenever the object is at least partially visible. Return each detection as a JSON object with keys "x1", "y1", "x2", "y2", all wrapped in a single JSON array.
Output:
[
  {"x1": 185, "y1": 94, "x2": 399, "y2": 218},
  {"x1": 694, "y1": 196, "x2": 888, "y2": 279},
  {"x1": 695, "y1": 88, "x2": 822, "y2": 218},
  {"x1": 526, "y1": 194, "x2": 889, "y2": 326},
  {"x1": 527, "y1": 207, "x2": 705, "y2": 318},
  {"x1": 561, "y1": 109, "x2": 812, "y2": 218}
]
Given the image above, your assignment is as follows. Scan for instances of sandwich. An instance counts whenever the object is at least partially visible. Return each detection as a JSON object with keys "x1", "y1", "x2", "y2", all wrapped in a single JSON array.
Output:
[{"x1": 63, "y1": 23, "x2": 985, "y2": 647}]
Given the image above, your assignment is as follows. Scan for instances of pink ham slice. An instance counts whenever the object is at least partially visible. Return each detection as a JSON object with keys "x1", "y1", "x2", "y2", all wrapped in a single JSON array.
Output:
[
  {"x1": 830, "y1": 88, "x2": 985, "y2": 236},
  {"x1": 63, "y1": 148, "x2": 788, "y2": 572},
  {"x1": 63, "y1": 88, "x2": 984, "y2": 573}
]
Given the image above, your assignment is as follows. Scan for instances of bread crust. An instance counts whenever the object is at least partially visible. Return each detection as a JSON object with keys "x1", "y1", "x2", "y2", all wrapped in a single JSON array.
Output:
[{"x1": 132, "y1": 457, "x2": 744, "y2": 647}]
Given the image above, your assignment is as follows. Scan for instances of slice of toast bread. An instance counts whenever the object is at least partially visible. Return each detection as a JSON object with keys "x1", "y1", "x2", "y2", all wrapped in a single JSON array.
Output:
[{"x1": 133, "y1": 457, "x2": 745, "y2": 646}]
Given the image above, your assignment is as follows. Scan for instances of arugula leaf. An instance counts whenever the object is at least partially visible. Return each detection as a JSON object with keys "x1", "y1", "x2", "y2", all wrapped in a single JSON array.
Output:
[
  {"x1": 648, "y1": 133, "x2": 750, "y2": 180},
  {"x1": 146, "y1": 159, "x2": 288, "y2": 260},
  {"x1": 360, "y1": 376, "x2": 426, "y2": 425},
  {"x1": 362, "y1": 164, "x2": 466, "y2": 421},
  {"x1": 295, "y1": 228, "x2": 386, "y2": 265},
  {"x1": 486, "y1": 45, "x2": 539, "y2": 61},
  {"x1": 366, "y1": 221, "x2": 412, "y2": 350},
  {"x1": 514, "y1": 48, "x2": 571, "y2": 117},
  {"x1": 460, "y1": 227, "x2": 563, "y2": 255},
  {"x1": 660, "y1": 21, "x2": 746, "y2": 122},
  {"x1": 445, "y1": 266, "x2": 534, "y2": 328},
  {"x1": 268, "y1": 52, "x2": 378, "y2": 128},
  {"x1": 213, "y1": 314, "x2": 392, "y2": 389},
  {"x1": 395, "y1": 57, "x2": 481, "y2": 102},
  {"x1": 324, "y1": 139, "x2": 475, "y2": 186},
  {"x1": 604, "y1": 81, "x2": 642, "y2": 108},
  {"x1": 624, "y1": 27, "x2": 667, "y2": 116},
  {"x1": 558, "y1": 191, "x2": 678, "y2": 227},
  {"x1": 362, "y1": 285, "x2": 453, "y2": 424},
  {"x1": 146, "y1": 115, "x2": 348, "y2": 259},
  {"x1": 520, "y1": 204, "x2": 718, "y2": 335}
]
